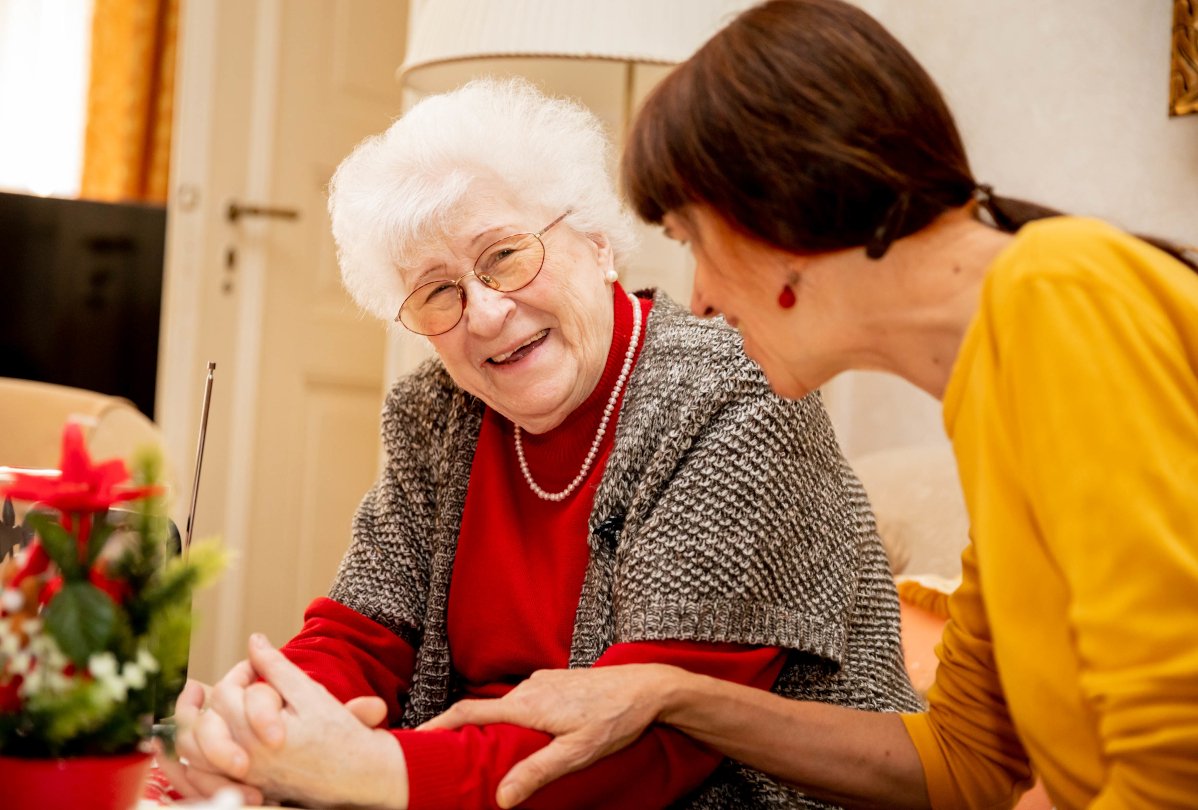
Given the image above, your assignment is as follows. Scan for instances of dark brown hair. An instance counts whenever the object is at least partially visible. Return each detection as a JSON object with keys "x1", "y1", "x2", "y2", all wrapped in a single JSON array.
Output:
[{"x1": 623, "y1": 0, "x2": 1198, "y2": 269}]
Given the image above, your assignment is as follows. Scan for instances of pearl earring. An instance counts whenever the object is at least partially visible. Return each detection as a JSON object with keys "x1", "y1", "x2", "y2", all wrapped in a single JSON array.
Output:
[{"x1": 604, "y1": 268, "x2": 618, "y2": 283}]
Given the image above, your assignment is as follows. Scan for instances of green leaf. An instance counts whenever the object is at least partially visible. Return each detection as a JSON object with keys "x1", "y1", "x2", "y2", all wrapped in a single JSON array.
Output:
[
  {"x1": 86, "y1": 517, "x2": 116, "y2": 567},
  {"x1": 26, "y1": 512, "x2": 80, "y2": 578},
  {"x1": 43, "y1": 582, "x2": 117, "y2": 666}
]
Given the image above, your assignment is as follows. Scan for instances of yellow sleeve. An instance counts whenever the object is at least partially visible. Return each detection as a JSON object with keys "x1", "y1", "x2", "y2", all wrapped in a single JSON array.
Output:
[
  {"x1": 902, "y1": 543, "x2": 1034, "y2": 810},
  {"x1": 999, "y1": 273, "x2": 1198, "y2": 808}
]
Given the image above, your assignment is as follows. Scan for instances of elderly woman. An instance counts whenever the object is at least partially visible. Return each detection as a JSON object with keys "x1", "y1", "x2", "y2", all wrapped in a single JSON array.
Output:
[
  {"x1": 422, "y1": 3, "x2": 1198, "y2": 809},
  {"x1": 158, "y1": 78, "x2": 919, "y2": 809}
]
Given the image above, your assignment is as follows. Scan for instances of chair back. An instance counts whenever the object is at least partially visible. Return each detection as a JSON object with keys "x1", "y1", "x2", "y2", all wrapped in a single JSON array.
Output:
[{"x1": 0, "y1": 377, "x2": 166, "y2": 471}]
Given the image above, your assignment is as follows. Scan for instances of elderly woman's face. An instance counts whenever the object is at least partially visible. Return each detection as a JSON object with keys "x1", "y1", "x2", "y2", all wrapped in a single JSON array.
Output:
[{"x1": 405, "y1": 192, "x2": 616, "y2": 434}]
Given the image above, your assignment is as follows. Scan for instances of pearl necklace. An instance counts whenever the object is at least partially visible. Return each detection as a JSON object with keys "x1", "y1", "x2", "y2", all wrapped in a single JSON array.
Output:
[{"x1": 514, "y1": 292, "x2": 643, "y2": 502}]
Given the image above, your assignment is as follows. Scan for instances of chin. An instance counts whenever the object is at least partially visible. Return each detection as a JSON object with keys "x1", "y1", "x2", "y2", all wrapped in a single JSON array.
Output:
[
  {"x1": 763, "y1": 369, "x2": 816, "y2": 402},
  {"x1": 490, "y1": 388, "x2": 574, "y2": 434}
]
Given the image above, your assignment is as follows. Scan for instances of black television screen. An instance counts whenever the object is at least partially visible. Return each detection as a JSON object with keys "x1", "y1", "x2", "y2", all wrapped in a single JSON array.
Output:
[{"x1": 0, "y1": 191, "x2": 167, "y2": 418}]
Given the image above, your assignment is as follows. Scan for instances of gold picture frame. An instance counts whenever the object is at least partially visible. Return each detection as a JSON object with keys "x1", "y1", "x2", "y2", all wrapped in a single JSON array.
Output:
[{"x1": 1172, "y1": 0, "x2": 1198, "y2": 116}]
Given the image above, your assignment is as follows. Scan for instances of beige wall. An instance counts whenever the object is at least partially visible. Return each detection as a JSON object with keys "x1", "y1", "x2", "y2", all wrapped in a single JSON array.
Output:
[{"x1": 824, "y1": 0, "x2": 1198, "y2": 460}]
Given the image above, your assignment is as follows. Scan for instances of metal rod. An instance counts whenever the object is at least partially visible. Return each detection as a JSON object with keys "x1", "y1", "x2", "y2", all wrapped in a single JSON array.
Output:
[{"x1": 183, "y1": 362, "x2": 216, "y2": 559}]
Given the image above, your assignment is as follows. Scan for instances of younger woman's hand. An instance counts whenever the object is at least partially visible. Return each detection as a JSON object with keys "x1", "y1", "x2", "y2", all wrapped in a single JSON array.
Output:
[{"x1": 419, "y1": 664, "x2": 675, "y2": 808}]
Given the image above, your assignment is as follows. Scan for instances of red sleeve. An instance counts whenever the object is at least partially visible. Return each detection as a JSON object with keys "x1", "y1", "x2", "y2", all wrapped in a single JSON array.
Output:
[
  {"x1": 280, "y1": 596, "x2": 417, "y2": 726},
  {"x1": 396, "y1": 640, "x2": 786, "y2": 810}
]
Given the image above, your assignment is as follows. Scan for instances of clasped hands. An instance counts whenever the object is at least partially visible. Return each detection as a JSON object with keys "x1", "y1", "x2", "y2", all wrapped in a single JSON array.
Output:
[{"x1": 155, "y1": 634, "x2": 409, "y2": 809}]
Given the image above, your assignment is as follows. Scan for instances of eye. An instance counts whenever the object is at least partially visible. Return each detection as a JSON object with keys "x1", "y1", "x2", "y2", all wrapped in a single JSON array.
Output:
[
  {"x1": 420, "y1": 281, "x2": 458, "y2": 306},
  {"x1": 479, "y1": 245, "x2": 535, "y2": 280}
]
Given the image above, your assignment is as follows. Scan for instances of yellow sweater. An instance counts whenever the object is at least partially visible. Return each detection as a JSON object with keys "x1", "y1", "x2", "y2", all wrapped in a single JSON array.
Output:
[{"x1": 902, "y1": 217, "x2": 1198, "y2": 809}]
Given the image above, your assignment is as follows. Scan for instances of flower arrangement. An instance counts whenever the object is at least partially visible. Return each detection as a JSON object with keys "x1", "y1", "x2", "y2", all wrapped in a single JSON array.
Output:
[{"x1": 0, "y1": 423, "x2": 222, "y2": 759}]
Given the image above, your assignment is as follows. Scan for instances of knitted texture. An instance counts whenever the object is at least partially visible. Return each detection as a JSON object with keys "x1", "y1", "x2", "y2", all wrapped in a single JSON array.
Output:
[{"x1": 329, "y1": 290, "x2": 921, "y2": 808}]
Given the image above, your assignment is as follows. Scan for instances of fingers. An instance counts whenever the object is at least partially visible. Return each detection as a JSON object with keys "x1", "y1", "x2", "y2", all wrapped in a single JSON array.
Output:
[
  {"x1": 418, "y1": 698, "x2": 509, "y2": 731},
  {"x1": 495, "y1": 737, "x2": 593, "y2": 809},
  {"x1": 345, "y1": 695, "x2": 388, "y2": 728},
  {"x1": 153, "y1": 740, "x2": 202, "y2": 797},
  {"x1": 247, "y1": 633, "x2": 323, "y2": 706},
  {"x1": 173, "y1": 679, "x2": 209, "y2": 724},
  {"x1": 245, "y1": 681, "x2": 287, "y2": 747},
  {"x1": 174, "y1": 675, "x2": 239, "y2": 776},
  {"x1": 189, "y1": 701, "x2": 250, "y2": 778},
  {"x1": 152, "y1": 739, "x2": 265, "y2": 806}
]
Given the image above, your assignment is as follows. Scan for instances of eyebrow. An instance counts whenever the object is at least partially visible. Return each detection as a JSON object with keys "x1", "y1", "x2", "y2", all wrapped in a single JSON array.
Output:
[
  {"x1": 404, "y1": 223, "x2": 519, "y2": 290},
  {"x1": 470, "y1": 224, "x2": 512, "y2": 250},
  {"x1": 409, "y1": 263, "x2": 448, "y2": 289}
]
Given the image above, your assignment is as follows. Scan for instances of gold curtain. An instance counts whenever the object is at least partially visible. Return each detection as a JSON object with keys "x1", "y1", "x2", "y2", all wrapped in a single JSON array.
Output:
[{"x1": 80, "y1": 0, "x2": 179, "y2": 203}]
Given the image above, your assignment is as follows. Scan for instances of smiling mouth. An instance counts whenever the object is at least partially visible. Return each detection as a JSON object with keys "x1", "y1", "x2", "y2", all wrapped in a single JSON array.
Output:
[{"x1": 487, "y1": 329, "x2": 549, "y2": 365}]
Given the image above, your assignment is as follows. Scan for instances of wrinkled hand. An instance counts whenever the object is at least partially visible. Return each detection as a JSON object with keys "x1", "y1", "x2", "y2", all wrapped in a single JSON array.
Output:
[
  {"x1": 155, "y1": 678, "x2": 265, "y2": 805},
  {"x1": 418, "y1": 664, "x2": 674, "y2": 808},
  {"x1": 215, "y1": 634, "x2": 405, "y2": 809},
  {"x1": 160, "y1": 643, "x2": 389, "y2": 806}
]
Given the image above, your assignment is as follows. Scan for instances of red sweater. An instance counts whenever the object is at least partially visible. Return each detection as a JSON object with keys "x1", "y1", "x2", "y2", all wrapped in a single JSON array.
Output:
[{"x1": 283, "y1": 287, "x2": 785, "y2": 808}]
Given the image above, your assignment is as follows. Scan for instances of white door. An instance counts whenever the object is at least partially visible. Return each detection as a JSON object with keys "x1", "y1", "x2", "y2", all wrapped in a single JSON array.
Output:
[{"x1": 159, "y1": 0, "x2": 410, "y2": 681}]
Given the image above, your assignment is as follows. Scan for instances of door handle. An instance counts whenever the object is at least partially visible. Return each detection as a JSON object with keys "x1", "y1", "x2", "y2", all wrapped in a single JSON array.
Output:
[{"x1": 227, "y1": 202, "x2": 300, "y2": 222}]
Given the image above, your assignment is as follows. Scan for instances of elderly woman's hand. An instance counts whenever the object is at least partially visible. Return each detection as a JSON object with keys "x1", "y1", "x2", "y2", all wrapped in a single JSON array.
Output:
[
  {"x1": 155, "y1": 677, "x2": 266, "y2": 805},
  {"x1": 213, "y1": 634, "x2": 407, "y2": 809},
  {"x1": 419, "y1": 663, "x2": 678, "y2": 808}
]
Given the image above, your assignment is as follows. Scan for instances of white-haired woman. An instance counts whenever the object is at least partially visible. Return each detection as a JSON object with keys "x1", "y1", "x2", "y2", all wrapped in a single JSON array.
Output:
[{"x1": 156, "y1": 78, "x2": 920, "y2": 809}]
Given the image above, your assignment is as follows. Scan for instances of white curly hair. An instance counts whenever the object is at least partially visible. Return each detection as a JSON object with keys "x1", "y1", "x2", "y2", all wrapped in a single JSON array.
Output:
[{"x1": 328, "y1": 77, "x2": 638, "y2": 323}]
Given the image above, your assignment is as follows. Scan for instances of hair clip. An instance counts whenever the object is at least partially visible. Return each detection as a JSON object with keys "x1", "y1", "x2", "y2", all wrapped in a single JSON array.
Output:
[{"x1": 865, "y1": 192, "x2": 910, "y2": 260}]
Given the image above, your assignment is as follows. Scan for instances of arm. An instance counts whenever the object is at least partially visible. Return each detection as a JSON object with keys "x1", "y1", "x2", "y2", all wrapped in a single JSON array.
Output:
[
  {"x1": 396, "y1": 641, "x2": 783, "y2": 810},
  {"x1": 424, "y1": 663, "x2": 928, "y2": 810},
  {"x1": 1002, "y1": 272, "x2": 1198, "y2": 807},
  {"x1": 280, "y1": 596, "x2": 416, "y2": 724}
]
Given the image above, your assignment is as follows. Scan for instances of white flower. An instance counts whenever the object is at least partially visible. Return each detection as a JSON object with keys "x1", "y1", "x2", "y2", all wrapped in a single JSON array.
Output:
[
  {"x1": 42, "y1": 644, "x2": 69, "y2": 673},
  {"x1": 136, "y1": 647, "x2": 160, "y2": 674},
  {"x1": 9, "y1": 650, "x2": 32, "y2": 676},
  {"x1": 0, "y1": 588, "x2": 23, "y2": 613},
  {"x1": 98, "y1": 671, "x2": 128, "y2": 702},
  {"x1": 121, "y1": 660, "x2": 146, "y2": 690},
  {"x1": 47, "y1": 671, "x2": 74, "y2": 693},
  {"x1": 18, "y1": 673, "x2": 39, "y2": 697},
  {"x1": 88, "y1": 651, "x2": 119, "y2": 679},
  {"x1": 0, "y1": 626, "x2": 23, "y2": 658},
  {"x1": 22, "y1": 618, "x2": 41, "y2": 635}
]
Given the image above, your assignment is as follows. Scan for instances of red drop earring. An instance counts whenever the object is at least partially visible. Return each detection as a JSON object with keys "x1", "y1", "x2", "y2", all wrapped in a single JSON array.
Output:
[{"x1": 778, "y1": 285, "x2": 796, "y2": 309}]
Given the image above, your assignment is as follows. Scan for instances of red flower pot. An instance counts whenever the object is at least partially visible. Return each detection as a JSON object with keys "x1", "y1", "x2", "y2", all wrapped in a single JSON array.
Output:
[{"x1": 0, "y1": 749, "x2": 153, "y2": 810}]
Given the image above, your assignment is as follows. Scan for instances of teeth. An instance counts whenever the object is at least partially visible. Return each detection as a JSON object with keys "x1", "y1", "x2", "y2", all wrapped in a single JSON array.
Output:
[{"x1": 491, "y1": 329, "x2": 548, "y2": 363}]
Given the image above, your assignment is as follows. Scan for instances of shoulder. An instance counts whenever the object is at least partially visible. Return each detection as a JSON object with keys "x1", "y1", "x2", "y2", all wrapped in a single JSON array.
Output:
[
  {"x1": 636, "y1": 289, "x2": 772, "y2": 401},
  {"x1": 380, "y1": 358, "x2": 480, "y2": 448},
  {"x1": 619, "y1": 290, "x2": 834, "y2": 460},
  {"x1": 989, "y1": 216, "x2": 1155, "y2": 292}
]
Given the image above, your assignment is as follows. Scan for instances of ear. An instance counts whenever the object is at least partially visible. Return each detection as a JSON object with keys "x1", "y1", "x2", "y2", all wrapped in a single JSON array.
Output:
[{"x1": 587, "y1": 232, "x2": 615, "y2": 279}]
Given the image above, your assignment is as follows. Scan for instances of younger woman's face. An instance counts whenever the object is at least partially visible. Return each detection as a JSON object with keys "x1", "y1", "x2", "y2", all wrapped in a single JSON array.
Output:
[{"x1": 663, "y1": 205, "x2": 853, "y2": 399}]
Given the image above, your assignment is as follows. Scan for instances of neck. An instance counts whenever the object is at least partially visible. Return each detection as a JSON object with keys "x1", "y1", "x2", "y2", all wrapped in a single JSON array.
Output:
[{"x1": 843, "y1": 208, "x2": 1013, "y2": 399}]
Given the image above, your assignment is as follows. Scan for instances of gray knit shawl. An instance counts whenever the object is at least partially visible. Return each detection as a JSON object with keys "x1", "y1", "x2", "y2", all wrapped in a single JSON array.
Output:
[{"x1": 329, "y1": 290, "x2": 921, "y2": 808}]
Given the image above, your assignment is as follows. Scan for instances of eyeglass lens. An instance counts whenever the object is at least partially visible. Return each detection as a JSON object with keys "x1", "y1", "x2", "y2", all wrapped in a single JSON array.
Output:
[{"x1": 399, "y1": 232, "x2": 545, "y2": 335}]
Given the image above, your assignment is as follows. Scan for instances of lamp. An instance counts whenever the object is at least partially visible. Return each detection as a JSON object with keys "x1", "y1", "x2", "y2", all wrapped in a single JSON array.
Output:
[
  {"x1": 398, "y1": 0, "x2": 748, "y2": 134},
  {"x1": 385, "y1": 0, "x2": 749, "y2": 384}
]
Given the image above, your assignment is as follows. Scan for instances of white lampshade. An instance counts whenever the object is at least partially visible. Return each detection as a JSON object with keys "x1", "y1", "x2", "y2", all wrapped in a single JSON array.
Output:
[{"x1": 399, "y1": 0, "x2": 750, "y2": 129}]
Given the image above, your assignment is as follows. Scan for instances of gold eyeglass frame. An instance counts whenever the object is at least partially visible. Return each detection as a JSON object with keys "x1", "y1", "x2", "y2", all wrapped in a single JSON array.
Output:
[{"x1": 395, "y1": 211, "x2": 571, "y2": 336}]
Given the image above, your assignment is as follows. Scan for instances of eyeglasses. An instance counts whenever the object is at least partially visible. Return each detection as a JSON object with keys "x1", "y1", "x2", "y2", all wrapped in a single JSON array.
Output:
[{"x1": 395, "y1": 211, "x2": 571, "y2": 336}]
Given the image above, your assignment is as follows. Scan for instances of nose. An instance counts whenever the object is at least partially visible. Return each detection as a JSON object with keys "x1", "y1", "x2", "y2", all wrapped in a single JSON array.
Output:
[{"x1": 461, "y1": 275, "x2": 516, "y2": 337}]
